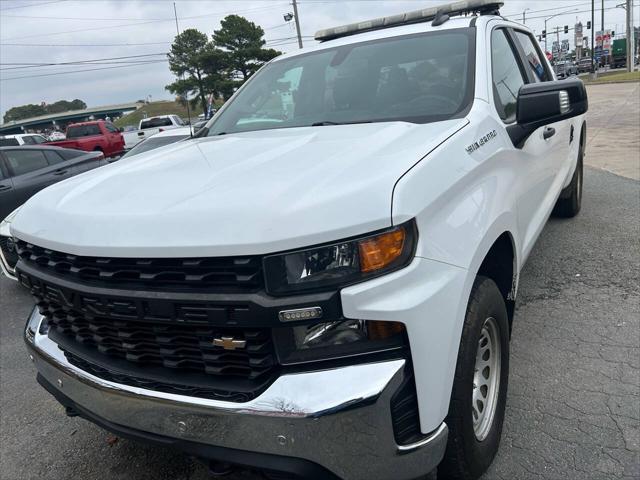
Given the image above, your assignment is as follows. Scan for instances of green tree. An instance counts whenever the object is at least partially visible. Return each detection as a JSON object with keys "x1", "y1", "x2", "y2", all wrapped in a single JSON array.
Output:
[
  {"x1": 3, "y1": 104, "x2": 46, "y2": 122},
  {"x1": 46, "y1": 99, "x2": 87, "y2": 114},
  {"x1": 166, "y1": 29, "x2": 214, "y2": 116},
  {"x1": 213, "y1": 15, "x2": 280, "y2": 85}
]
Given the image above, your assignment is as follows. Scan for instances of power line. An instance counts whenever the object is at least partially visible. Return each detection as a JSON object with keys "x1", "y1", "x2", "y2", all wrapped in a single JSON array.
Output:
[
  {"x1": 0, "y1": 60, "x2": 168, "y2": 81},
  {"x1": 0, "y1": 2, "x2": 287, "y2": 20},
  {"x1": 1, "y1": 42, "x2": 172, "y2": 47},
  {"x1": 0, "y1": 0, "x2": 66, "y2": 11},
  {"x1": 0, "y1": 3, "x2": 289, "y2": 41},
  {"x1": 503, "y1": 0, "x2": 620, "y2": 17},
  {"x1": 0, "y1": 52, "x2": 168, "y2": 70}
]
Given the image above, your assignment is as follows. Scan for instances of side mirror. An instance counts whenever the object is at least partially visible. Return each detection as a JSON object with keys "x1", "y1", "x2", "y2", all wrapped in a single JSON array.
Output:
[
  {"x1": 119, "y1": 127, "x2": 124, "y2": 132},
  {"x1": 508, "y1": 78, "x2": 588, "y2": 148}
]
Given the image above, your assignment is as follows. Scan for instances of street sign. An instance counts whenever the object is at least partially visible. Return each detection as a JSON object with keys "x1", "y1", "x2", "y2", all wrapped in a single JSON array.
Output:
[{"x1": 561, "y1": 39, "x2": 570, "y2": 53}]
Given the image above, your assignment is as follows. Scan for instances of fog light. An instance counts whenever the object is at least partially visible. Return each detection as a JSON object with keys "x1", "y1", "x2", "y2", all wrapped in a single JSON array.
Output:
[{"x1": 278, "y1": 306, "x2": 323, "y2": 322}]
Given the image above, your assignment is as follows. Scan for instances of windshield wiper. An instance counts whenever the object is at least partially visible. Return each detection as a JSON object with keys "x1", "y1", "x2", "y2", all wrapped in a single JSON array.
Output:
[{"x1": 310, "y1": 120, "x2": 372, "y2": 127}]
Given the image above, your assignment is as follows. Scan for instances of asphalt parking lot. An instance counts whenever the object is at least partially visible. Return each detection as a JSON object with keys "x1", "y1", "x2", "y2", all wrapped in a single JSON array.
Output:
[{"x1": 1, "y1": 90, "x2": 639, "y2": 480}]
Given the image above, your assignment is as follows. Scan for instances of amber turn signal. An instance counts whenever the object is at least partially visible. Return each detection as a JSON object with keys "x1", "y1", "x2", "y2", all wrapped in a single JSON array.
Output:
[
  {"x1": 367, "y1": 320, "x2": 406, "y2": 340},
  {"x1": 358, "y1": 227, "x2": 406, "y2": 273}
]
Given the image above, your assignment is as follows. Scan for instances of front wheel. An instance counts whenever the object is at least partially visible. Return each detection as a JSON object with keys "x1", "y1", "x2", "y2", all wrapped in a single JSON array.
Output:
[{"x1": 439, "y1": 276, "x2": 510, "y2": 480}]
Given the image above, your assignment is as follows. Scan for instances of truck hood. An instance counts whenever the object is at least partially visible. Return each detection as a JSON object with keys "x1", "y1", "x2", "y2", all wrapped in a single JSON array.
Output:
[{"x1": 12, "y1": 120, "x2": 466, "y2": 257}]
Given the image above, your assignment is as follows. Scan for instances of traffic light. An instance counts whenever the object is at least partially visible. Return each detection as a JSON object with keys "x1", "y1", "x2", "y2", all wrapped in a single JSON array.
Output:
[
  {"x1": 587, "y1": 21, "x2": 591, "y2": 29},
  {"x1": 564, "y1": 25, "x2": 569, "y2": 34},
  {"x1": 542, "y1": 30, "x2": 546, "y2": 38}
]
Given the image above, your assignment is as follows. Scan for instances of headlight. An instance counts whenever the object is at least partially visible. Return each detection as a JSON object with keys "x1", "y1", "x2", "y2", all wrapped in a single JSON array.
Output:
[
  {"x1": 274, "y1": 319, "x2": 406, "y2": 365},
  {"x1": 263, "y1": 220, "x2": 417, "y2": 295}
]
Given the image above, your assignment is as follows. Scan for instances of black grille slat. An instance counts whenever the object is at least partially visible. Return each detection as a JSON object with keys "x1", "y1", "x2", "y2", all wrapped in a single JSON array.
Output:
[{"x1": 15, "y1": 240, "x2": 264, "y2": 292}]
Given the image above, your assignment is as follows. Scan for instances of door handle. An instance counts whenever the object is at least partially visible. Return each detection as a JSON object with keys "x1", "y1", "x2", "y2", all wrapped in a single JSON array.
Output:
[
  {"x1": 543, "y1": 127, "x2": 556, "y2": 140},
  {"x1": 53, "y1": 169, "x2": 68, "y2": 176},
  {"x1": 0, "y1": 184, "x2": 11, "y2": 192}
]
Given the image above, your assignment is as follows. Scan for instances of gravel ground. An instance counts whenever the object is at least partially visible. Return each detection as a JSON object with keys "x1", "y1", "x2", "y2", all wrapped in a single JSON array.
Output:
[{"x1": 1, "y1": 166, "x2": 638, "y2": 480}]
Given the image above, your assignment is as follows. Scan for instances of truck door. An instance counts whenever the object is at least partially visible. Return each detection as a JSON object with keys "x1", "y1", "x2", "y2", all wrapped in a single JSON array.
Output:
[{"x1": 490, "y1": 27, "x2": 566, "y2": 261}]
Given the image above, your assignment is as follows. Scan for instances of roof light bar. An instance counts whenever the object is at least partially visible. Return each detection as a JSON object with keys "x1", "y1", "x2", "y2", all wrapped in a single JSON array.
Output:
[{"x1": 314, "y1": 0, "x2": 504, "y2": 42}]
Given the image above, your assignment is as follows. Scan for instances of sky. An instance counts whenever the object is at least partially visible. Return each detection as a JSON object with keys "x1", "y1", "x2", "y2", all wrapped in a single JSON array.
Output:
[{"x1": 0, "y1": 0, "x2": 637, "y2": 120}]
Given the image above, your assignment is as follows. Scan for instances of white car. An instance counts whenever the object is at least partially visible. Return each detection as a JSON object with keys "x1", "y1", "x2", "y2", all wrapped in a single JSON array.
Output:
[
  {"x1": 47, "y1": 131, "x2": 66, "y2": 141},
  {"x1": 1, "y1": 133, "x2": 49, "y2": 146},
  {"x1": 16, "y1": 1, "x2": 586, "y2": 479},
  {"x1": 122, "y1": 114, "x2": 186, "y2": 150}
]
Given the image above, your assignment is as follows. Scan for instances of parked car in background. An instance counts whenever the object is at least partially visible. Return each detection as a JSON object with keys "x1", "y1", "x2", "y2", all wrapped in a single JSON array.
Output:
[
  {"x1": 3, "y1": 133, "x2": 49, "y2": 145},
  {"x1": 554, "y1": 60, "x2": 579, "y2": 78},
  {"x1": 577, "y1": 57, "x2": 593, "y2": 73},
  {"x1": 0, "y1": 145, "x2": 106, "y2": 222},
  {"x1": 120, "y1": 127, "x2": 192, "y2": 160},
  {"x1": 47, "y1": 131, "x2": 66, "y2": 142},
  {"x1": 46, "y1": 120, "x2": 125, "y2": 158},
  {"x1": 122, "y1": 115, "x2": 185, "y2": 150}
]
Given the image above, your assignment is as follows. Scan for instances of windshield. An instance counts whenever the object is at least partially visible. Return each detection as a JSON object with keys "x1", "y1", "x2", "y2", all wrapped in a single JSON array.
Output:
[
  {"x1": 207, "y1": 28, "x2": 474, "y2": 136},
  {"x1": 121, "y1": 135, "x2": 190, "y2": 159}
]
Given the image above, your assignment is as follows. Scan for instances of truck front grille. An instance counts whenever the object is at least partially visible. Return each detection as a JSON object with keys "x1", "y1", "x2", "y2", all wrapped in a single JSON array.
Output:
[
  {"x1": 17, "y1": 240, "x2": 280, "y2": 402},
  {"x1": 15, "y1": 240, "x2": 264, "y2": 292}
]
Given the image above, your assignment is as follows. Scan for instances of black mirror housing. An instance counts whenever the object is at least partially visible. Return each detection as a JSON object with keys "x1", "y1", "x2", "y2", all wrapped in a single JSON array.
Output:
[{"x1": 508, "y1": 79, "x2": 588, "y2": 148}]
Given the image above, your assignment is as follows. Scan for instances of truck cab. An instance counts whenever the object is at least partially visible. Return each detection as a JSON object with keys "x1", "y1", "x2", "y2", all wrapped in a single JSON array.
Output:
[{"x1": 15, "y1": 2, "x2": 587, "y2": 479}]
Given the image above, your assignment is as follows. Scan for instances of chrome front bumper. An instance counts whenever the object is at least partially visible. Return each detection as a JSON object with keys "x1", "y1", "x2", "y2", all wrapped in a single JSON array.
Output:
[{"x1": 25, "y1": 309, "x2": 448, "y2": 480}]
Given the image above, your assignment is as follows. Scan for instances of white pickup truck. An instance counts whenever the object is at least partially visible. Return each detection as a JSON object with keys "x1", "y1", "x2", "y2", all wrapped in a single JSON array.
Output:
[
  {"x1": 122, "y1": 114, "x2": 185, "y2": 150},
  {"x1": 16, "y1": 1, "x2": 587, "y2": 479}
]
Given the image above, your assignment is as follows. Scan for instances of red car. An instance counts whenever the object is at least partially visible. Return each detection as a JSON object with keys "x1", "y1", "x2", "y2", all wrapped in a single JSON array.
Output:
[{"x1": 47, "y1": 120, "x2": 125, "y2": 158}]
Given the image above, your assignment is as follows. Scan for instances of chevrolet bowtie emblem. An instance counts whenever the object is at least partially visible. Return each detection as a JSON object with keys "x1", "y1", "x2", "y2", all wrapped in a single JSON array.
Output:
[{"x1": 212, "y1": 336, "x2": 247, "y2": 350}]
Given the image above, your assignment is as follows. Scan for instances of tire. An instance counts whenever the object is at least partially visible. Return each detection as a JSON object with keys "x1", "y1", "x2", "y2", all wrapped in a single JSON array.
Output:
[
  {"x1": 439, "y1": 276, "x2": 510, "y2": 480},
  {"x1": 553, "y1": 139, "x2": 584, "y2": 218}
]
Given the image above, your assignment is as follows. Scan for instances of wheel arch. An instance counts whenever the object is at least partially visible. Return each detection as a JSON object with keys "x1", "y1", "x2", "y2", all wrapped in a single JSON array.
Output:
[{"x1": 475, "y1": 231, "x2": 517, "y2": 331}]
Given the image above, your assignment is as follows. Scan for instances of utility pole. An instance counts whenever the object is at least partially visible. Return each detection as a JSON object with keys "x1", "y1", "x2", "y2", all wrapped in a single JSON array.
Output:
[
  {"x1": 173, "y1": 2, "x2": 194, "y2": 132},
  {"x1": 522, "y1": 8, "x2": 530, "y2": 25},
  {"x1": 601, "y1": 0, "x2": 605, "y2": 66},
  {"x1": 292, "y1": 0, "x2": 303, "y2": 49},
  {"x1": 591, "y1": 0, "x2": 595, "y2": 72},
  {"x1": 626, "y1": 0, "x2": 634, "y2": 72}
]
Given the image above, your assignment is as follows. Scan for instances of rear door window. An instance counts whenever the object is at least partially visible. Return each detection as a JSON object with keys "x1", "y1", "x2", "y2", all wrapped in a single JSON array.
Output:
[
  {"x1": 86, "y1": 124, "x2": 101, "y2": 135},
  {"x1": 105, "y1": 123, "x2": 119, "y2": 133},
  {"x1": 58, "y1": 149, "x2": 84, "y2": 160},
  {"x1": 4, "y1": 149, "x2": 50, "y2": 176},
  {"x1": 31, "y1": 135, "x2": 48, "y2": 144},
  {"x1": 43, "y1": 150, "x2": 65, "y2": 165},
  {"x1": 140, "y1": 117, "x2": 173, "y2": 129},
  {"x1": 491, "y1": 29, "x2": 526, "y2": 123},
  {"x1": 66, "y1": 126, "x2": 87, "y2": 138}
]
